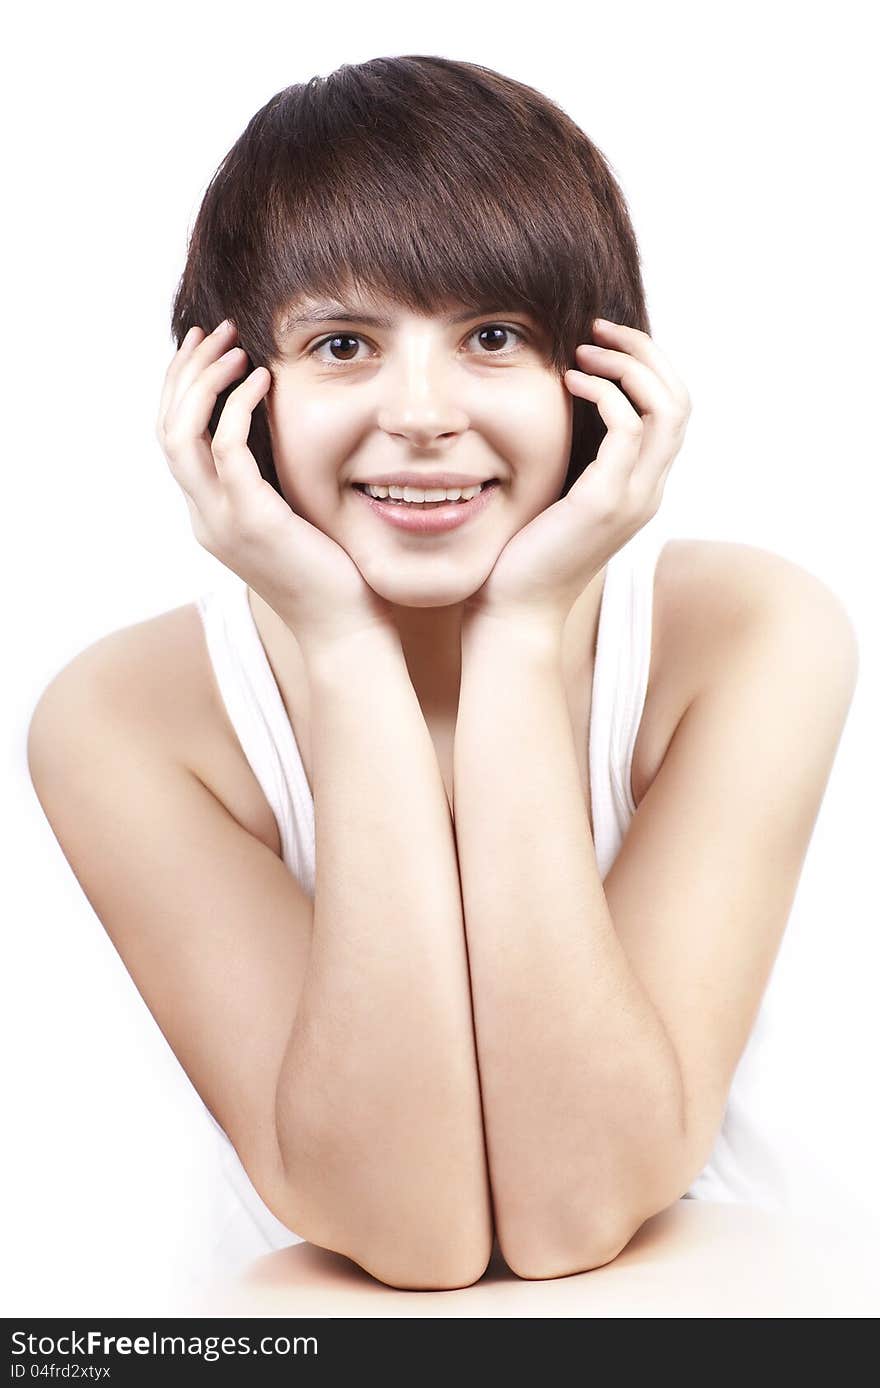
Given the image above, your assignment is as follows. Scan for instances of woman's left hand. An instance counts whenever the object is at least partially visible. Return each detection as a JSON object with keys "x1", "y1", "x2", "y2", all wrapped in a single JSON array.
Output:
[{"x1": 463, "y1": 318, "x2": 691, "y2": 637}]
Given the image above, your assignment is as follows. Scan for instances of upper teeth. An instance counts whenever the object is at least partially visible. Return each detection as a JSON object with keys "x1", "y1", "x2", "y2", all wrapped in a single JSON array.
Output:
[{"x1": 361, "y1": 483, "x2": 488, "y2": 502}]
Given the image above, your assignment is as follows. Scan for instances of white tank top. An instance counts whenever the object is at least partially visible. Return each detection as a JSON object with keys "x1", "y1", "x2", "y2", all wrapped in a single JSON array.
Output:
[{"x1": 190, "y1": 521, "x2": 780, "y2": 1277}]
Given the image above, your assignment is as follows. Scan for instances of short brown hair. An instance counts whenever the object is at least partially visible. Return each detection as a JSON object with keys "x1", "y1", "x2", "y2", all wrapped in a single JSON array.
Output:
[{"x1": 170, "y1": 55, "x2": 651, "y2": 497}]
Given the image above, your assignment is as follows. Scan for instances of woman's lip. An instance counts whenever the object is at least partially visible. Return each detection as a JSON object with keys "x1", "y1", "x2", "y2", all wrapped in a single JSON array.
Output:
[{"x1": 351, "y1": 482, "x2": 501, "y2": 534}]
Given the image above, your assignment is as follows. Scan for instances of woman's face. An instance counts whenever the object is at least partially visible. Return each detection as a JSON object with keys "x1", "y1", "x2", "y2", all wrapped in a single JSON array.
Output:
[{"x1": 264, "y1": 288, "x2": 573, "y2": 610}]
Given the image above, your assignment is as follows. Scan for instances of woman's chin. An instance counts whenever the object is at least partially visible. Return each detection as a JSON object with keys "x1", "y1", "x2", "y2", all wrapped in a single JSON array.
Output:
[
  {"x1": 353, "y1": 563, "x2": 496, "y2": 612},
  {"x1": 371, "y1": 583, "x2": 487, "y2": 611}
]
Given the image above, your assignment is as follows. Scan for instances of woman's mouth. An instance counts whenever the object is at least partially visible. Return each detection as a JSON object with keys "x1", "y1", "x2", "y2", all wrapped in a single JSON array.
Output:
[{"x1": 350, "y1": 480, "x2": 501, "y2": 534}]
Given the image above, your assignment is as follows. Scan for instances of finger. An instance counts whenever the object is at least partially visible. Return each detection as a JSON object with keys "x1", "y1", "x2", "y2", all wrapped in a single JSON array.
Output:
[
  {"x1": 574, "y1": 344, "x2": 677, "y2": 420},
  {"x1": 208, "y1": 364, "x2": 273, "y2": 497},
  {"x1": 571, "y1": 344, "x2": 689, "y2": 480},
  {"x1": 563, "y1": 372, "x2": 644, "y2": 499},
  {"x1": 158, "y1": 325, "x2": 206, "y2": 427},
  {"x1": 161, "y1": 351, "x2": 254, "y2": 509},
  {"x1": 158, "y1": 319, "x2": 236, "y2": 429},
  {"x1": 591, "y1": 320, "x2": 691, "y2": 410},
  {"x1": 176, "y1": 319, "x2": 240, "y2": 401},
  {"x1": 169, "y1": 347, "x2": 256, "y2": 444}
]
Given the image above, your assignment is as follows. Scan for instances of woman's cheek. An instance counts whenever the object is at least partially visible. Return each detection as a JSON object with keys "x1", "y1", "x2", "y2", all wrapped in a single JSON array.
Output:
[
  {"x1": 271, "y1": 399, "x2": 357, "y2": 504},
  {"x1": 497, "y1": 371, "x2": 571, "y2": 450}
]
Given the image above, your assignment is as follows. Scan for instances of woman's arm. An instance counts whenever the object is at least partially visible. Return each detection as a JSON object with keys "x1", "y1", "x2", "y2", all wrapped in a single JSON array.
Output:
[
  {"x1": 275, "y1": 623, "x2": 493, "y2": 1290},
  {"x1": 454, "y1": 567, "x2": 858, "y2": 1282},
  {"x1": 453, "y1": 618, "x2": 684, "y2": 1280}
]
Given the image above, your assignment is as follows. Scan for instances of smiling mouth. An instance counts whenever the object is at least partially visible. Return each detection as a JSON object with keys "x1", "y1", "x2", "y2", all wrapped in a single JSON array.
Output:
[
  {"x1": 351, "y1": 481, "x2": 499, "y2": 507},
  {"x1": 350, "y1": 478, "x2": 501, "y2": 533}
]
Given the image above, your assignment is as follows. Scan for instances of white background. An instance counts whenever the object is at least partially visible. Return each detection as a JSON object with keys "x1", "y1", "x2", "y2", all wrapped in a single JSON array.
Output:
[{"x1": 3, "y1": 0, "x2": 878, "y2": 1315}]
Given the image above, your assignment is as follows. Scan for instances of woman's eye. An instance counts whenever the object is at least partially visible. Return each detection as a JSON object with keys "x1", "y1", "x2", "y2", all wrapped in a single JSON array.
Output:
[
  {"x1": 311, "y1": 333, "x2": 364, "y2": 365},
  {"x1": 308, "y1": 323, "x2": 527, "y2": 367},
  {"x1": 469, "y1": 324, "x2": 526, "y2": 355}
]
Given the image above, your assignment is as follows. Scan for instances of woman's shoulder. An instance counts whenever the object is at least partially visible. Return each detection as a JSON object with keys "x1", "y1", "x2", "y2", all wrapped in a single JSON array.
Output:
[
  {"x1": 633, "y1": 536, "x2": 849, "y2": 806},
  {"x1": 656, "y1": 535, "x2": 849, "y2": 632},
  {"x1": 653, "y1": 535, "x2": 852, "y2": 707},
  {"x1": 43, "y1": 602, "x2": 214, "y2": 750},
  {"x1": 33, "y1": 600, "x2": 283, "y2": 857}
]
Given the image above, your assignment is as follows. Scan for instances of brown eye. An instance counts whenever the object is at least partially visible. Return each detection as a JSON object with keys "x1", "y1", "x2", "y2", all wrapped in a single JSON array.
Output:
[
  {"x1": 477, "y1": 326, "x2": 511, "y2": 352},
  {"x1": 314, "y1": 333, "x2": 363, "y2": 363},
  {"x1": 470, "y1": 324, "x2": 527, "y2": 356}
]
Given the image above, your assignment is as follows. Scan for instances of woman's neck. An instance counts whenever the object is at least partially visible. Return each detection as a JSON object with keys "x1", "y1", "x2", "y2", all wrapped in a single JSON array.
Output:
[
  {"x1": 247, "y1": 566, "x2": 608, "y2": 725},
  {"x1": 388, "y1": 602, "x2": 466, "y2": 714}
]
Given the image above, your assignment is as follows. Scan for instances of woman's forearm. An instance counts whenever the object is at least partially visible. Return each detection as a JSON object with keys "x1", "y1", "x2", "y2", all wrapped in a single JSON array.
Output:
[
  {"x1": 274, "y1": 624, "x2": 492, "y2": 1288},
  {"x1": 453, "y1": 618, "x2": 685, "y2": 1278}
]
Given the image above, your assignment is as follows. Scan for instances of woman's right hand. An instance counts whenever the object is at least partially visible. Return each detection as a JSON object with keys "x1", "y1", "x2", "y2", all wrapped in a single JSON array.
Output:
[{"x1": 156, "y1": 319, "x2": 397, "y2": 651}]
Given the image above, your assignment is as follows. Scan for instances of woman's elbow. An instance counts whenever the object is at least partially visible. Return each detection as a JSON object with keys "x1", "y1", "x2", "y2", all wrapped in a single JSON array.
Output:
[{"x1": 355, "y1": 1227, "x2": 494, "y2": 1291}]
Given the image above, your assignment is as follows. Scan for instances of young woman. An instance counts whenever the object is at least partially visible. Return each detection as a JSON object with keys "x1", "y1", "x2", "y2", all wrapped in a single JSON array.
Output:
[{"x1": 26, "y1": 56, "x2": 858, "y2": 1293}]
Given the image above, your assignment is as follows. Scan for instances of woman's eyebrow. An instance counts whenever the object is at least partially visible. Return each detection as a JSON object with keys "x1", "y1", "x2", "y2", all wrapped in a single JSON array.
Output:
[{"x1": 281, "y1": 304, "x2": 528, "y2": 334}]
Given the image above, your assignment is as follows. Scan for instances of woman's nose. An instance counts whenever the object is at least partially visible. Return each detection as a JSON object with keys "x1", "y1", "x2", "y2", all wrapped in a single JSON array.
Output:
[{"x1": 376, "y1": 355, "x2": 470, "y2": 445}]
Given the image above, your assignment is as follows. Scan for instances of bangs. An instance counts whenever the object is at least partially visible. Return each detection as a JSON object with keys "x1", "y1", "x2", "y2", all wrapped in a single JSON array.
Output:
[{"x1": 259, "y1": 77, "x2": 585, "y2": 374}]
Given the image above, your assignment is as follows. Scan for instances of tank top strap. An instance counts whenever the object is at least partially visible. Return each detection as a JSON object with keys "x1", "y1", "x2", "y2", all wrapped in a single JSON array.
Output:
[
  {"x1": 196, "y1": 580, "x2": 316, "y2": 896},
  {"x1": 589, "y1": 523, "x2": 668, "y2": 879}
]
